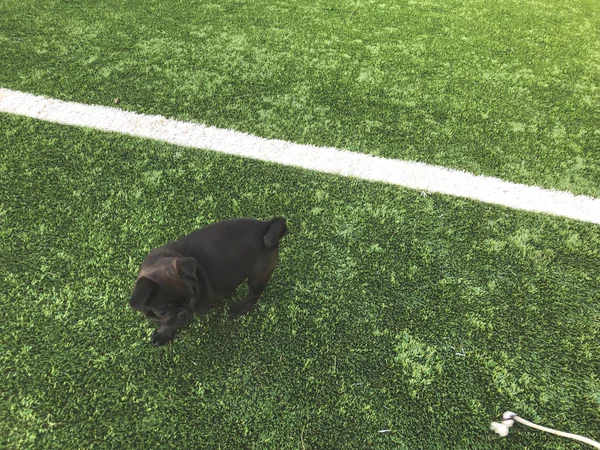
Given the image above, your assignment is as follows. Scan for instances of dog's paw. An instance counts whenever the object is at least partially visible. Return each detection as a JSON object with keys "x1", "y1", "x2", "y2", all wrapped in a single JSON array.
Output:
[
  {"x1": 228, "y1": 301, "x2": 255, "y2": 319},
  {"x1": 151, "y1": 331, "x2": 174, "y2": 346}
]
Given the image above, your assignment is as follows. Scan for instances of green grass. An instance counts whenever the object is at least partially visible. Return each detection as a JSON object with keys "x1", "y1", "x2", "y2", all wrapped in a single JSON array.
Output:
[
  {"x1": 1, "y1": 0, "x2": 599, "y2": 196},
  {"x1": 1, "y1": 113, "x2": 599, "y2": 449}
]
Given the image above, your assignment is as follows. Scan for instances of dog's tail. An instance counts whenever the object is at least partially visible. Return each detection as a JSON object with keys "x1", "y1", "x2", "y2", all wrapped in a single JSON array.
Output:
[{"x1": 263, "y1": 217, "x2": 287, "y2": 250}]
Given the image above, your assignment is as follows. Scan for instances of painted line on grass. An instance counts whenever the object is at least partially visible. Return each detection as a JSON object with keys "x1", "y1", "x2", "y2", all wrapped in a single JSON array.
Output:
[{"x1": 1, "y1": 87, "x2": 599, "y2": 224}]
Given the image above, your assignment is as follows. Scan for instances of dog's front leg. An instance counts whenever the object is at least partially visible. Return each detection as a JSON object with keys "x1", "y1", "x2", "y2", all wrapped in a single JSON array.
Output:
[{"x1": 151, "y1": 325, "x2": 178, "y2": 346}]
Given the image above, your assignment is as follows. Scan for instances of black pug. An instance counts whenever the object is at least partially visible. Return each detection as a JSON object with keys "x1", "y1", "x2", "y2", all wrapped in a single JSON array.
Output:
[{"x1": 129, "y1": 217, "x2": 287, "y2": 346}]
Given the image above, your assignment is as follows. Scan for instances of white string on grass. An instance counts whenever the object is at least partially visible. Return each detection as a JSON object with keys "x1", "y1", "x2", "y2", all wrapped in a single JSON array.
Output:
[{"x1": 491, "y1": 411, "x2": 600, "y2": 449}]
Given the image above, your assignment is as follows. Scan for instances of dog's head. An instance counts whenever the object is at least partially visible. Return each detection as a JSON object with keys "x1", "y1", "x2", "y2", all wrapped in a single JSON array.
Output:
[{"x1": 129, "y1": 257, "x2": 198, "y2": 327}]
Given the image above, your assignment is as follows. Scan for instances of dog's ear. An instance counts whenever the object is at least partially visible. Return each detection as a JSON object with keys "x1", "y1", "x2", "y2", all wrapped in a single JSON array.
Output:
[
  {"x1": 175, "y1": 257, "x2": 198, "y2": 282},
  {"x1": 175, "y1": 257, "x2": 203, "y2": 304},
  {"x1": 129, "y1": 277, "x2": 157, "y2": 310}
]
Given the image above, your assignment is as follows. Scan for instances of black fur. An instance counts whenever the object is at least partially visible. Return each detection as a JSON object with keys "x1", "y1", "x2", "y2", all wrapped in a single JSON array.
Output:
[{"x1": 129, "y1": 217, "x2": 287, "y2": 346}]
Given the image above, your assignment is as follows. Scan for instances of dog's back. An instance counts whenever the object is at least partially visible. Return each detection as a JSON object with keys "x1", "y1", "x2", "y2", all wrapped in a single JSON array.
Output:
[
  {"x1": 174, "y1": 217, "x2": 285, "y2": 254},
  {"x1": 166, "y1": 217, "x2": 286, "y2": 295}
]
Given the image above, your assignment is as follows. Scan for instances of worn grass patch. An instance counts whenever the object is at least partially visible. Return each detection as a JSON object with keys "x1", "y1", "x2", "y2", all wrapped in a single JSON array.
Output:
[
  {"x1": 1, "y1": 114, "x2": 599, "y2": 449},
  {"x1": 1, "y1": 0, "x2": 599, "y2": 196}
]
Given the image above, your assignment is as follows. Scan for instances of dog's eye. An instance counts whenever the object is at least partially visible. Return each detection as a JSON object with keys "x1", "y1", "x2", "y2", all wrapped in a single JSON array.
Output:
[{"x1": 155, "y1": 308, "x2": 170, "y2": 317}]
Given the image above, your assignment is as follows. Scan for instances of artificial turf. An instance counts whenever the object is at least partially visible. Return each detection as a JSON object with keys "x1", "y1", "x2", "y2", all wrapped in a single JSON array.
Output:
[
  {"x1": 1, "y1": 113, "x2": 599, "y2": 449},
  {"x1": 1, "y1": 0, "x2": 599, "y2": 197}
]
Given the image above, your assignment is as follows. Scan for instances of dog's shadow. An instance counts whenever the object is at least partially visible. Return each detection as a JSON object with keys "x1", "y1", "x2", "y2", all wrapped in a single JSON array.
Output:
[{"x1": 189, "y1": 285, "x2": 249, "y2": 333}]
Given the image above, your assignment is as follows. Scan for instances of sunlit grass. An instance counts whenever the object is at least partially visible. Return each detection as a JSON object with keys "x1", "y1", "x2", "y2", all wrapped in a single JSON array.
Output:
[
  {"x1": 1, "y1": 114, "x2": 599, "y2": 449},
  {"x1": 1, "y1": 0, "x2": 599, "y2": 196}
]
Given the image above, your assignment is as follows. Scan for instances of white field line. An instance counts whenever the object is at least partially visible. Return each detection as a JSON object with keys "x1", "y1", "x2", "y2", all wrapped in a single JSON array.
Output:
[{"x1": 1, "y1": 87, "x2": 599, "y2": 224}]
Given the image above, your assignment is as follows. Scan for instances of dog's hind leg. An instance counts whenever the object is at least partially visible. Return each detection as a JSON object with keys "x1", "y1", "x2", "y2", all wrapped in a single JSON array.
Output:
[{"x1": 228, "y1": 251, "x2": 278, "y2": 319}]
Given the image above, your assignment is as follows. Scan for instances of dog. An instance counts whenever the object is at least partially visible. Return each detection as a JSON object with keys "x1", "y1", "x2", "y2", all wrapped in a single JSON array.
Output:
[{"x1": 129, "y1": 217, "x2": 287, "y2": 346}]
